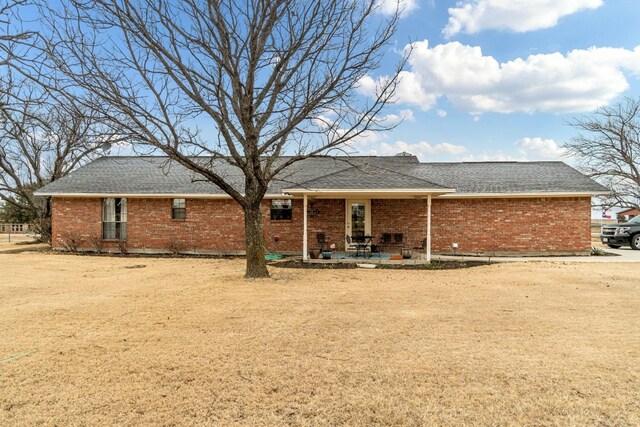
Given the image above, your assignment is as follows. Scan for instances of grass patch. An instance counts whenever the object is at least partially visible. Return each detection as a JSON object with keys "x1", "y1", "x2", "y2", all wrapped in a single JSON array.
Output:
[{"x1": 1, "y1": 255, "x2": 638, "y2": 425}]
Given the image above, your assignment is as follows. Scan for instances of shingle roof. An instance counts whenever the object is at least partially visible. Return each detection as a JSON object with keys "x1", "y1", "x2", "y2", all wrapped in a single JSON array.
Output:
[
  {"x1": 288, "y1": 165, "x2": 449, "y2": 190},
  {"x1": 34, "y1": 155, "x2": 608, "y2": 196},
  {"x1": 406, "y1": 161, "x2": 608, "y2": 194}
]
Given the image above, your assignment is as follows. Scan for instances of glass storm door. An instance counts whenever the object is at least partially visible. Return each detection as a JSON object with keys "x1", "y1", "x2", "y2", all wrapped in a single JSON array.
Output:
[{"x1": 345, "y1": 200, "x2": 371, "y2": 245}]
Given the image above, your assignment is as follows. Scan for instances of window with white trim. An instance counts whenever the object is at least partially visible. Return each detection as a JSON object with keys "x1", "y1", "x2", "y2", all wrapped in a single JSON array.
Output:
[
  {"x1": 270, "y1": 199, "x2": 292, "y2": 220},
  {"x1": 172, "y1": 198, "x2": 186, "y2": 220},
  {"x1": 103, "y1": 198, "x2": 127, "y2": 240}
]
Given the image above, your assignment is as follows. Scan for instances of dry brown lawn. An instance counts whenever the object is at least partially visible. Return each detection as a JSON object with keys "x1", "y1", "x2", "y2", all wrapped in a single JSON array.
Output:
[
  {"x1": 1, "y1": 252, "x2": 639, "y2": 426},
  {"x1": 0, "y1": 234, "x2": 41, "y2": 252}
]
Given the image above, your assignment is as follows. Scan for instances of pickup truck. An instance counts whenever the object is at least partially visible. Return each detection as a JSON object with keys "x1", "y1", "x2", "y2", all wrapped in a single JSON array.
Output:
[{"x1": 600, "y1": 215, "x2": 640, "y2": 249}]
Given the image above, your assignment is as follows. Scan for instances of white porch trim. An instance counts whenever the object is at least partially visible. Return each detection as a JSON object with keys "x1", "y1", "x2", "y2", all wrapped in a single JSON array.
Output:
[
  {"x1": 426, "y1": 194, "x2": 432, "y2": 263},
  {"x1": 303, "y1": 194, "x2": 308, "y2": 261}
]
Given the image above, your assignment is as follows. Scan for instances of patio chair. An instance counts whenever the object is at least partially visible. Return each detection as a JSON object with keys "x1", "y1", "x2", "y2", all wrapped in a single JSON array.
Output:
[
  {"x1": 380, "y1": 232, "x2": 404, "y2": 253},
  {"x1": 346, "y1": 234, "x2": 370, "y2": 258},
  {"x1": 380, "y1": 233, "x2": 392, "y2": 246},
  {"x1": 345, "y1": 235, "x2": 358, "y2": 255}
]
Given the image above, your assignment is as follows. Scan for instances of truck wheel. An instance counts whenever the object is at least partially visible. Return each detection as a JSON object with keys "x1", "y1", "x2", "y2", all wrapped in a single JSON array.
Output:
[
  {"x1": 631, "y1": 234, "x2": 640, "y2": 250},
  {"x1": 607, "y1": 244, "x2": 622, "y2": 249}
]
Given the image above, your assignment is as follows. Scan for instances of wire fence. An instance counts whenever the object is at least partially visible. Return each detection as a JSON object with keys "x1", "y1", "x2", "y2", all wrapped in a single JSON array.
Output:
[{"x1": 0, "y1": 224, "x2": 35, "y2": 244}]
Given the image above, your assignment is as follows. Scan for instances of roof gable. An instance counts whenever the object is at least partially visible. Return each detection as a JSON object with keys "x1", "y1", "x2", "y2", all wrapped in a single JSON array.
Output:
[{"x1": 286, "y1": 165, "x2": 449, "y2": 190}]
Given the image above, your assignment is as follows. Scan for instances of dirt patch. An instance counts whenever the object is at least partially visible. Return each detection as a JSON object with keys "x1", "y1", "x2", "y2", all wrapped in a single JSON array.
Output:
[{"x1": 0, "y1": 254, "x2": 638, "y2": 426}]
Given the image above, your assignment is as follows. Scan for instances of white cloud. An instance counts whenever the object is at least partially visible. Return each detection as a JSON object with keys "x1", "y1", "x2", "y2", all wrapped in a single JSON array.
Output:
[
  {"x1": 444, "y1": 0, "x2": 603, "y2": 37},
  {"x1": 515, "y1": 137, "x2": 567, "y2": 160},
  {"x1": 436, "y1": 109, "x2": 447, "y2": 117},
  {"x1": 377, "y1": 0, "x2": 418, "y2": 18},
  {"x1": 382, "y1": 40, "x2": 640, "y2": 114},
  {"x1": 356, "y1": 75, "x2": 377, "y2": 96},
  {"x1": 395, "y1": 71, "x2": 438, "y2": 109},
  {"x1": 461, "y1": 137, "x2": 568, "y2": 162},
  {"x1": 357, "y1": 71, "x2": 437, "y2": 111},
  {"x1": 375, "y1": 140, "x2": 467, "y2": 159},
  {"x1": 377, "y1": 108, "x2": 415, "y2": 125},
  {"x1": 311, "y1": 113, "x2": 335, "y2": 129},
  {"x1": 461, "y1": 152, "x2": 519, "y2": 162}
]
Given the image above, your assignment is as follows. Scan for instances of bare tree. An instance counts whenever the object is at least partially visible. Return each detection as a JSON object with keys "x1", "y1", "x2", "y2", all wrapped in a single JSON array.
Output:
[
  {"x1": 0, "y1": 77, "x2": 111, "y2": 241},
  {"x1": 1, "y1": 1, "x2": 36, "y2": 65},
  {"x1": 45, "y1": 0, "x2": 405, "y2": 278},
  {"x1": 1, "y1": 1, "x2": 110, "y2": 241},
  {"x1": 565, "y1": 97, "x2": 640, "y2": 211}
]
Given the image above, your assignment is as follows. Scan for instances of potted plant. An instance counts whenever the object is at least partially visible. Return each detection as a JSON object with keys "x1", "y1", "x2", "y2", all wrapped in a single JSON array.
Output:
[{"x1": 309, "y1": 248, "x2": 321, "y2": 259}]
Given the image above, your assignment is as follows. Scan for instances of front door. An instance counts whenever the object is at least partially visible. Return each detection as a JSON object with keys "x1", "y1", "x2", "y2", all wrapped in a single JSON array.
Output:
[{"x1": 345, "y1": 199, "x2": 371, "y2": 246}]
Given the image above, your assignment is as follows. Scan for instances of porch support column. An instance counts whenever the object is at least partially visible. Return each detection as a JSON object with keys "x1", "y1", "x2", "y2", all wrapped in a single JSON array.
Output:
[
  {"x1": 303, "y1": 194, "x2": 308, "y2": 261},
  {"x1": 426, "y1": 195, "x2": 432, "y2": 263}
]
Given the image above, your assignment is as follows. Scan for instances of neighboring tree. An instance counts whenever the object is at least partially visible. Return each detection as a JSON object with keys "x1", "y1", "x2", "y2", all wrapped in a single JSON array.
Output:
[
  {"x1": 45, "y1": 0, "x2": 405, "y2": 278},
  {"x1": 1, "y1": 1, "x2": 110, "y2": 242},
  {"x1": 0, "y1": 194, "x2": 37, "y2": 223},
  {"x1": 0, "y1": 83, "x2": 108, "y2": 241},
  {"x1": 565, "y1": 97, "x2": 640, "y2": 210}
]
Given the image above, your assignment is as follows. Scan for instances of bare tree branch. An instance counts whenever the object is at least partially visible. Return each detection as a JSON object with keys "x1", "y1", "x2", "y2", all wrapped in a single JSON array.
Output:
[
  {"x1": 43, "y1": 0, "x2": 405, "y2": 277},
  {"x1": 565, "y1": 97, "x2": 640, "y2": 210},
  {"x1": 1, "y1": 0, "x2": 111, "y2": 241}
]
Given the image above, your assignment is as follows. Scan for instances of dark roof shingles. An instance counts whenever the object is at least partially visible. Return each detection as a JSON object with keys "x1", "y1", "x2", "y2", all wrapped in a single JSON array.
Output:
[{"x1": 35, "y1": 155, "x2": 607, "y2": 196}]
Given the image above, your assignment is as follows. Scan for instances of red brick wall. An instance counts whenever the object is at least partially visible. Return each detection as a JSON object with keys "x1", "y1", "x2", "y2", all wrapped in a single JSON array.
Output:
[
  {"x1": 51, "y1": 197, "x2": 345, "y2": 253},
  {"x1": 430, "y1": 197, "x2": 592, "y2": 254},
  {"x1": 50, "y1": 196, "x2": 592, "y2": 254},
  {"x1": 263, "y1": 198, "x2": 348, "y2": 252},
  {"x1": 126, "y1": 198, "x2": 245, "y2": 251},
  {"x1": 308, "y1": 199, "x2": 346, "y2": 251},
  {"x1": 371, "y1": 199, "x2": 430, "y2": 249},
  {"x1": 51, "y1": 198, "x2": 102, "y2": 247}
]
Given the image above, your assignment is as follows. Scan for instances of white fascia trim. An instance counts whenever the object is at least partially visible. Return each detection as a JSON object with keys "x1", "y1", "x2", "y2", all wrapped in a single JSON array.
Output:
[
  {"x1": 36, "y1": 192, "x2": 293, "y2": 199},
  {"x1": 282, "y1": 188, "x2": 456, "y2": 194},
  {"x1": 439, "y1": 191, "x2": 609, "y2": 199}
]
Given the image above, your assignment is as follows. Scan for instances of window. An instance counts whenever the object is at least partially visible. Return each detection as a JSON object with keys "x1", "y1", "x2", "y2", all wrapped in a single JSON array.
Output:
[
  {"x1": 172, "y1": 198, "x2": 186, "y2": 220},
  {"x1": 270, "y1": 199, "x2": 292, "y2": 220},
  {"x1": 103, "y1": 198, "x2": 127, "y2": 240}
]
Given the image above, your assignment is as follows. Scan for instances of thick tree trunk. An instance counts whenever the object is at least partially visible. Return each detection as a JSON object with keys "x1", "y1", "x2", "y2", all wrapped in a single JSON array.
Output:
[
  {"x1": 243, "y1": 201, "x2": 270, "y2": 279},
  {"x1": 36, "y1": 197, "x2": 52, "y2": 244}
]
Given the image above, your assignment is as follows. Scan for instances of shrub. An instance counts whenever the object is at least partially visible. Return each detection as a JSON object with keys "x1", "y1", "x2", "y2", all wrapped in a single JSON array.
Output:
[
  {"x1": 591, "y1": 246, "x2": 607, "y2": 256},
  {"x1": 165, "y1": 237, "x2": 186, "y2": 255},
  {"x1": 60, "y1": 232, "x2": 82, "y2": 253},
  {"x1": 116, "y1": 239, "x2": 129, "y2": 255},
  {"x1": 89, "y1": 235, "x2": 104, "y2": 253}
]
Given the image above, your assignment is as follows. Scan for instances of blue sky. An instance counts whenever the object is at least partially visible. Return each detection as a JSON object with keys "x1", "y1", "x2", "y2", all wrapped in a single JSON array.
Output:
[{"x1": 352, "y1": 0, "x2": 640, "y2": 163}]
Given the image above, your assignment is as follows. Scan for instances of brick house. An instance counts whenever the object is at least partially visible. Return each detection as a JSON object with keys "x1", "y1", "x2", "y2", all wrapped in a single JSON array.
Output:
[
  {"x1": 617, "y1": 207, "x2": 640, "y2": 222},
  {"x1": 0, "y1": 223, "x2": 31, "y2": 234},
  {"x1": 34, "y1": 155, "x2": 607, "y2": 258}
]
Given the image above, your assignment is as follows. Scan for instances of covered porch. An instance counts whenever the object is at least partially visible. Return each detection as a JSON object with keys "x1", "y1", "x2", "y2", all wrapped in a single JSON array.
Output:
[
  {"x1": 305, "y1": 250, "x2": 429, "y2": 265},
  {"x1": 283, "y1": 188, "x2": 455, "y2": 263}
]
